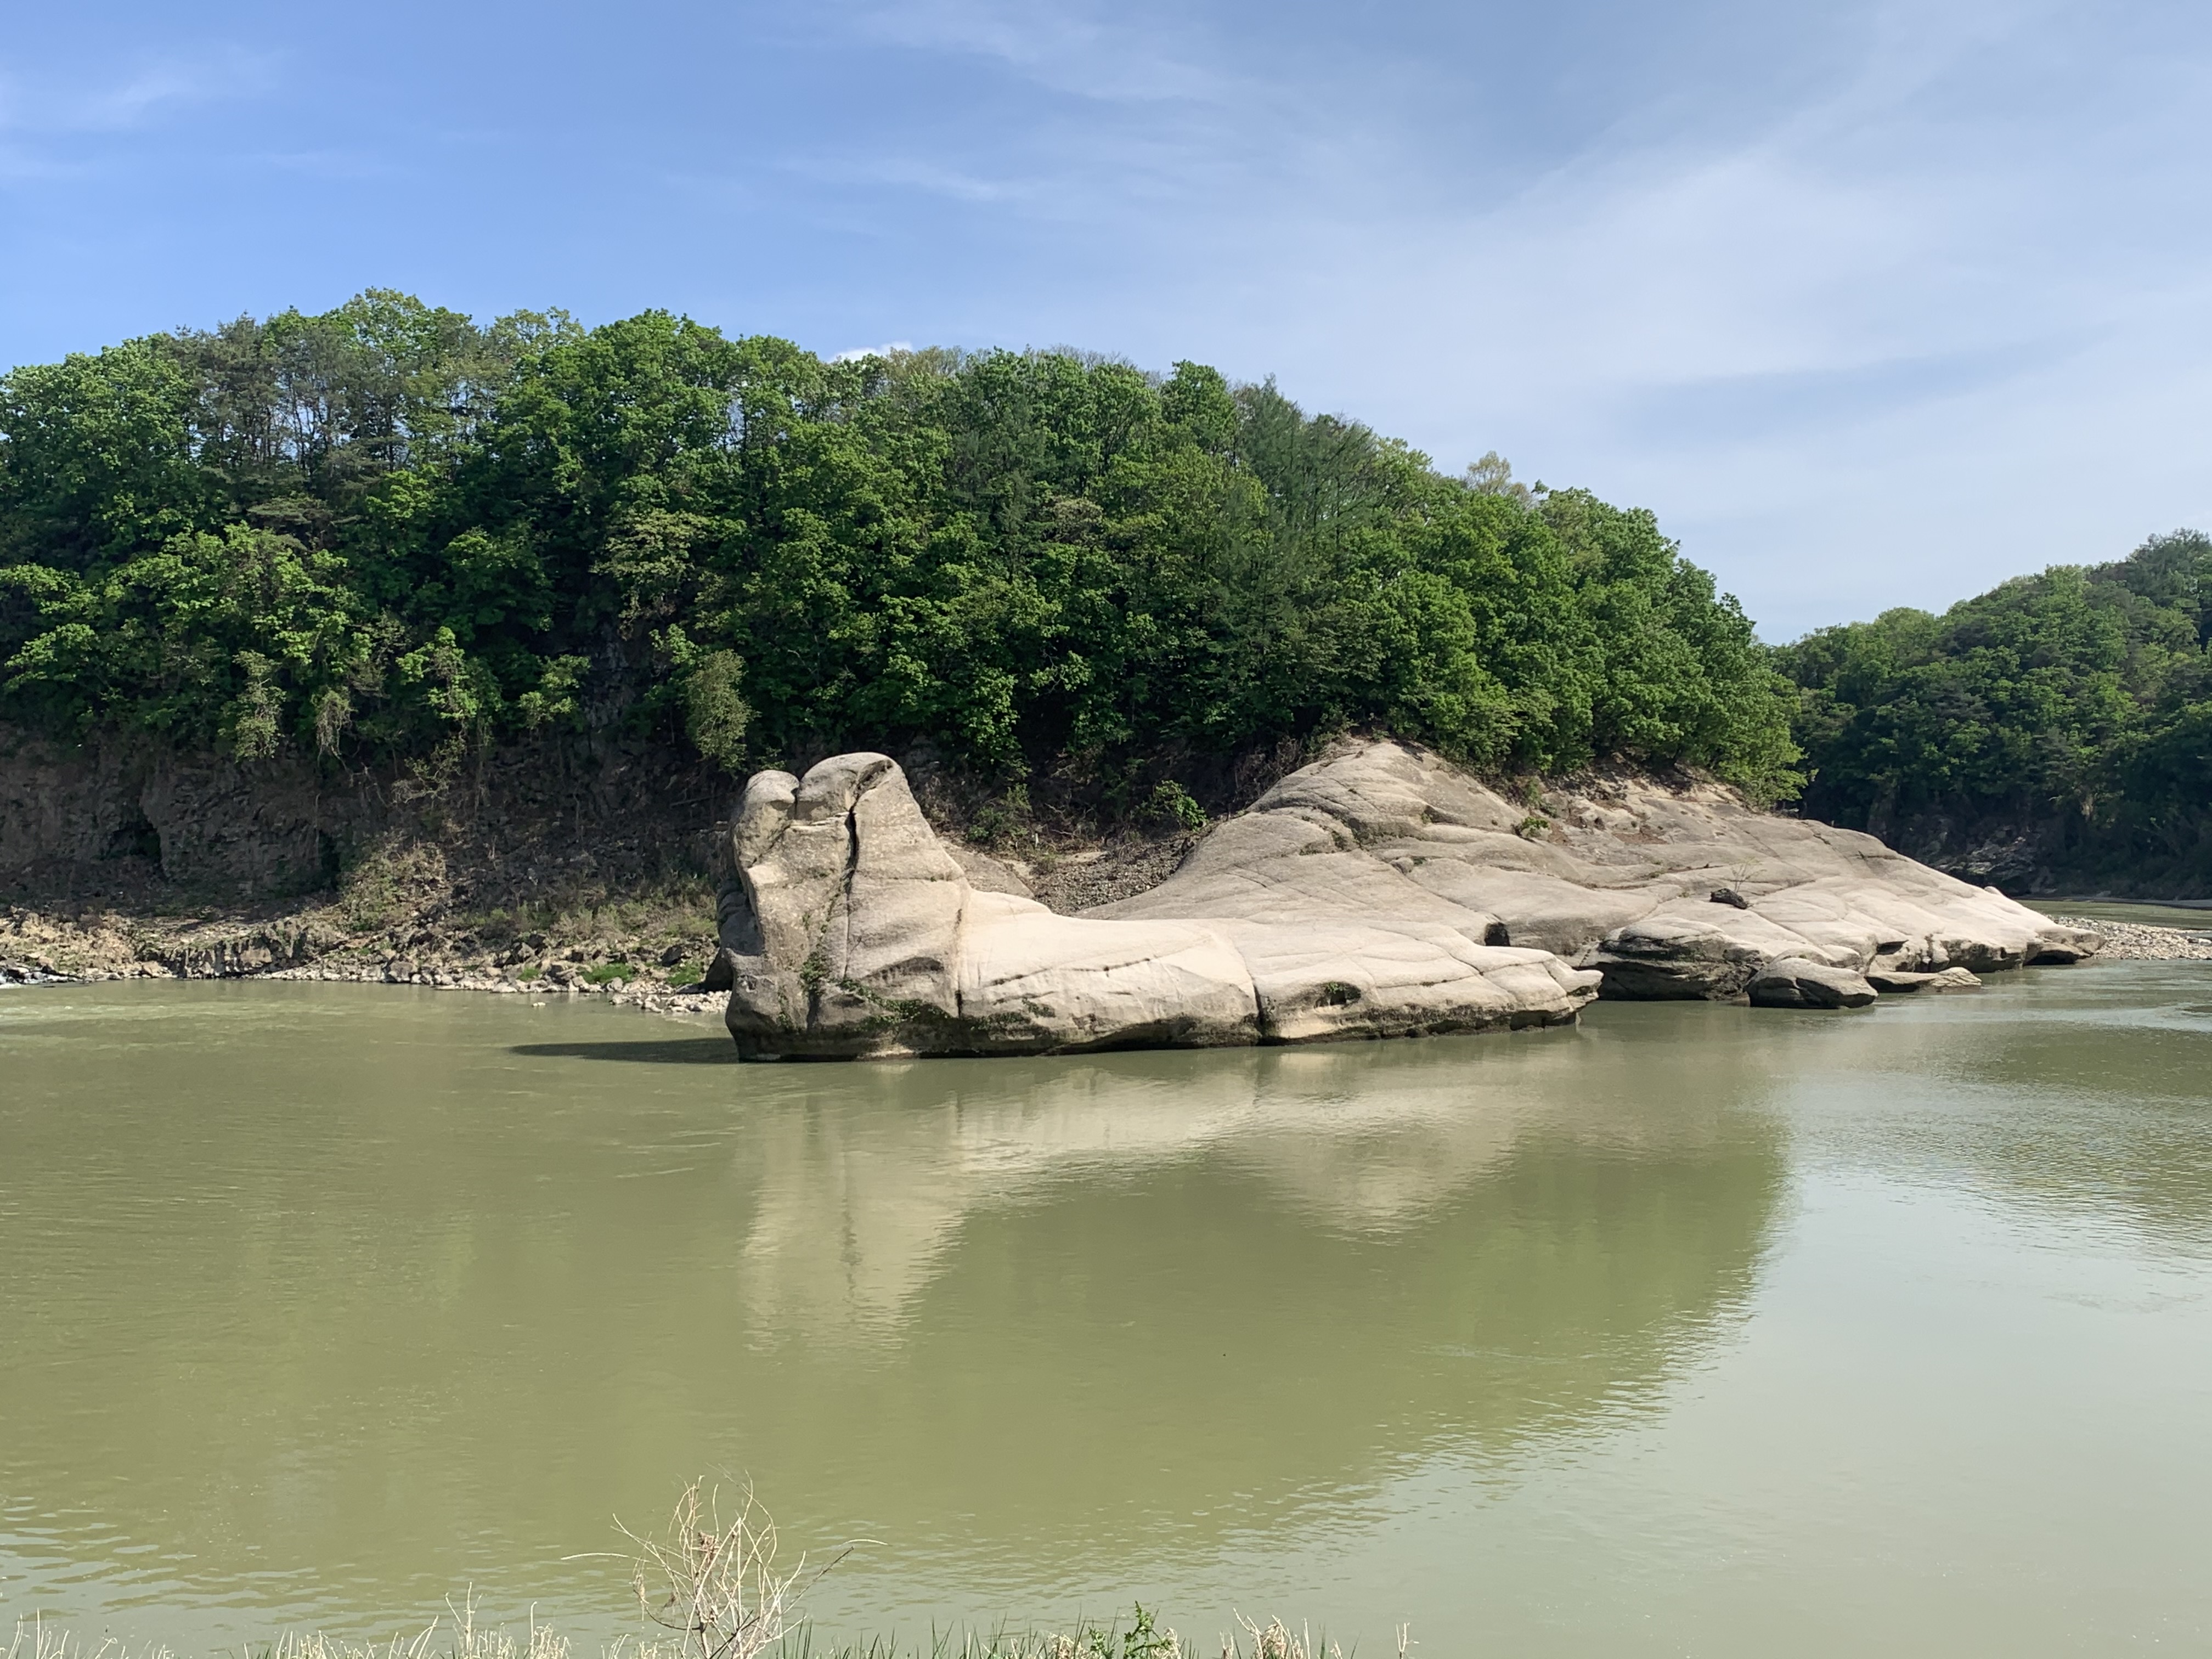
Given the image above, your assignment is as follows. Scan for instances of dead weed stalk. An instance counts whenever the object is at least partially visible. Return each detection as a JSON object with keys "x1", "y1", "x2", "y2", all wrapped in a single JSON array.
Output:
[{"x1": 619, "y1": 1479, "x2": 851, "y2": 1659}]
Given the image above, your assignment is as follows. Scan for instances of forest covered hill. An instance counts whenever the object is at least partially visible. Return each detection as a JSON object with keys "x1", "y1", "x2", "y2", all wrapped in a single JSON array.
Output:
[
  {"x1": 2, "y1": 291, "x2": 2207, "y2": 893},
  {"x1": 0, "y1": 292, "x2": 1797, "y2": 821},
  {"x1": 1780, "y1": 532, "x2": 2212, "y2": 891}
]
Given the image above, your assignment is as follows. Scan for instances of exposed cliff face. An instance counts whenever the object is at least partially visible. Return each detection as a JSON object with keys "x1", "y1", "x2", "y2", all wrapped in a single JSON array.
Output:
[
  {"x1": 0, "y1": 722, "x2": 730, "y2": 902},
  {"x1": 0, "y1": 725, "x2": 336, "y2": 898},
  {"x1": 0, "y1": 723, "x2": 733, "y2": 988},
  {"x1": 1809, "y1": 789, "x2": 2209, "y2": 900}
]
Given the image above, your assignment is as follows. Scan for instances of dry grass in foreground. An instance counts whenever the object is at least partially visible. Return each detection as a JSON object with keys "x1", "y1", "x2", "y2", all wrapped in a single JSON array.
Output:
[
  {"x1": 7, "y1": 1482, "x2": 1399, "y2": 1659},
  {"x1": 4, "y1": 1611, "x2": 1367, "y2": 1659}
]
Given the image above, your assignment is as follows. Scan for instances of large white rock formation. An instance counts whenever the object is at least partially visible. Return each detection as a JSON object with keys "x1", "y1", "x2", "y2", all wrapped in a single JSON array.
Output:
[
  {"x1": 714, "y1": 741, "x2": 2096, "y2": 1059},
  {"x1": 1096, "y1": 741, "x2": 2097, "y2": 996},
  {"x1": 715, "y1": 751, "x2": 1601, "y2": 1057}
]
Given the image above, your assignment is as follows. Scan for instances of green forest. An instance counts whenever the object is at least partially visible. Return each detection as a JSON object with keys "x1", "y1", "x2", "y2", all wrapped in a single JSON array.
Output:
[
  {"x1": 2, "y1": 291, "x2": 2207, "y2": 884},
  {"x1": 0, "y1": 292, "x2": 1798, "y2": 810},
  {"x1": 1781, "y1": 531, "x2": 2212, "y2": 885}
]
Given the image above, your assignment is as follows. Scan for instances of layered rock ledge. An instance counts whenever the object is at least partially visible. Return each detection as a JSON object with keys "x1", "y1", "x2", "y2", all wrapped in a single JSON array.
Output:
[{"x1": 712, "y1": 741, "x2": 2098, "y2": 1059}]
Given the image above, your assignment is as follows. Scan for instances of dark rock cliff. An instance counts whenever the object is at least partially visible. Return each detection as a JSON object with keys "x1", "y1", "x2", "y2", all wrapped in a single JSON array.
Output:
[{"x1": 0, "y1": 723, "x2": 729, "y2": 912}]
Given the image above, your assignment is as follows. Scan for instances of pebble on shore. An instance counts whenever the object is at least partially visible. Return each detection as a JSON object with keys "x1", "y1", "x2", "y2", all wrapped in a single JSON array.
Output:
[
  {"x1": 250, "y1": 961, "x2": 735, "y2": 1019},
  {"x1": 0, "y1": 949, "x2": 735, "y2": 1019},
  {"x1": 2047, "y1": 916, "x2": 2212, "y2": 962}
]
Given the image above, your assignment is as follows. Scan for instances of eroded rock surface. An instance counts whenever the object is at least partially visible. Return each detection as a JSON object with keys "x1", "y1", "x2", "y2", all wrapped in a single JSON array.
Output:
[
  {"x1": 1747, "y1": 957, "x2": 1879, "y2": 1009},
  {"x1": 1869, "y1": 964, "x2": 1985, "y2": 993},
  {"x1": 716, "y1": 741, "x2": 2096, "y2": 1058},
  {"x1": 716, "y1": 750, "x2": 1600, "y2": 1058},
  {"x1": 1098, "y1": 740, "x2": 2097, "y2": 1001}
]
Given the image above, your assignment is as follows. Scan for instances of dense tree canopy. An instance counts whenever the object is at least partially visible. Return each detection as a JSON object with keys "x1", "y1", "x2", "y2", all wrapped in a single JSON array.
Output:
[
  {"x1": 0, "y1": 292, "x2": 1801, "y2": 806},
  {"x1": 1779, "y1": 531, "x2": 2212, "y2": 879}
]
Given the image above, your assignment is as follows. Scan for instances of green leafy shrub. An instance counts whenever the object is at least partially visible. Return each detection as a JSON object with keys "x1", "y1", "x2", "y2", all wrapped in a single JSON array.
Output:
[
  {"x1": 967, "y1": 783, "x2": 1033, "y2": 847},
  {"x1": 1148, "y1": 780, "x2": 1207, "y2": 833}
]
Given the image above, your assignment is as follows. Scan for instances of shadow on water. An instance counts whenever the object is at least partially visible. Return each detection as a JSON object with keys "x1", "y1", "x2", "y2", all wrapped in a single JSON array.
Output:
[{"x1": 510, "y1": 1037, "x2": 740, "y2": 1064}]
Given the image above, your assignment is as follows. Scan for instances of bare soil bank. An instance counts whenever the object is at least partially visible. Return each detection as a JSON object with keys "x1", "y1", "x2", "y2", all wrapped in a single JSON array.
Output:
[{"x1": 0, "y1": 724, "x2": 1200, "y2": 999}]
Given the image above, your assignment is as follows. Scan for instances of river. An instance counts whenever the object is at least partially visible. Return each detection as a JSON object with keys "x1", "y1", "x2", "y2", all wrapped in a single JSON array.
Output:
[{"x1": 3, "y1": 960, "x2": 2208, "y2": 1656}]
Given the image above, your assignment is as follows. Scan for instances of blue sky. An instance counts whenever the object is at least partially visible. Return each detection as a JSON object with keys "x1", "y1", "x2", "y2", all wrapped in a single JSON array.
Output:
[{"x1": 5, "y1": 0, "x2": 2210, "y2": 639}]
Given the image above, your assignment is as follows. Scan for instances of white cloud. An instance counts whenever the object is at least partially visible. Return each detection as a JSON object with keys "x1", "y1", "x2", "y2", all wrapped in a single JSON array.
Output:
[
  {"x1": 0, "y1": 49, "x2": 276, "y2": 182},
  {"x1": 788, "y1": 151, "x2": 1037, "y2": 204}
]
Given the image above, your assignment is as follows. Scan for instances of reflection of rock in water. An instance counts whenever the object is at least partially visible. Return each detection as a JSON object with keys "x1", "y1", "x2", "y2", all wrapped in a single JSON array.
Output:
[
  {"x1": 735, "y1": 1052, "x2": 1282, "y2": 1340},
  {"x1": 0, "y1": 991, "x2": 1785, "y2": 1626},
  {"x1": 735, "y1": 1030, "x2": 1784, "y2": 1348},
  {"x1": 719, "y1": 1026, "x2": 1786, "y2": 1557}
]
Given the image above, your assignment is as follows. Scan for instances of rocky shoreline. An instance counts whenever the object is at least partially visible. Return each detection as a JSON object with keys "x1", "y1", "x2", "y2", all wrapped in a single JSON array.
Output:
[
  {"x1": 0, "y1": 904, "x2": 734, "y2": 1018},
  {"x1": 12, "y1": 747, "x2": 2208, "y2": 1042},
  {"x1": 2045, "y1": 915, "x2": 2212, "y2": 961}
]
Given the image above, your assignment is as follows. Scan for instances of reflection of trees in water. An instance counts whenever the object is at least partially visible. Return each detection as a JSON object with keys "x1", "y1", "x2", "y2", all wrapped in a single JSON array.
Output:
[
  {"x1": 0, "y1": 994, "x2": 1786, "y2": 1630},
  {"x1": 1782, "y1": 966, "x2": 2212, "y2": 1256}
]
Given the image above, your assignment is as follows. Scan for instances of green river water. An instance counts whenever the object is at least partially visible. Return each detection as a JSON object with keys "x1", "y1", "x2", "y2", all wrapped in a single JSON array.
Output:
[{"x1": 3, "y1": 958, "x2": 2209, "y2": 1656}]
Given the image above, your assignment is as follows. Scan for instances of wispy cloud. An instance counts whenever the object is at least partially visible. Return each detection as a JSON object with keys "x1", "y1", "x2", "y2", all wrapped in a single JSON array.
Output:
[
  {"x1": 782, "y1": 0, "x2": 2212, "y2": 633},
  {"x1": 0, "y1": 48, "x2": 278, "y2": 182},
  {"x1": 843, "y1": 0, "x2": 1233, "y2": 103},
  {"x1": 0, "y1": 49, "x2": 276, "y2": 136},
  {"x1": 787, "y1": 151, "x2": 1039, "y2": 204}
]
